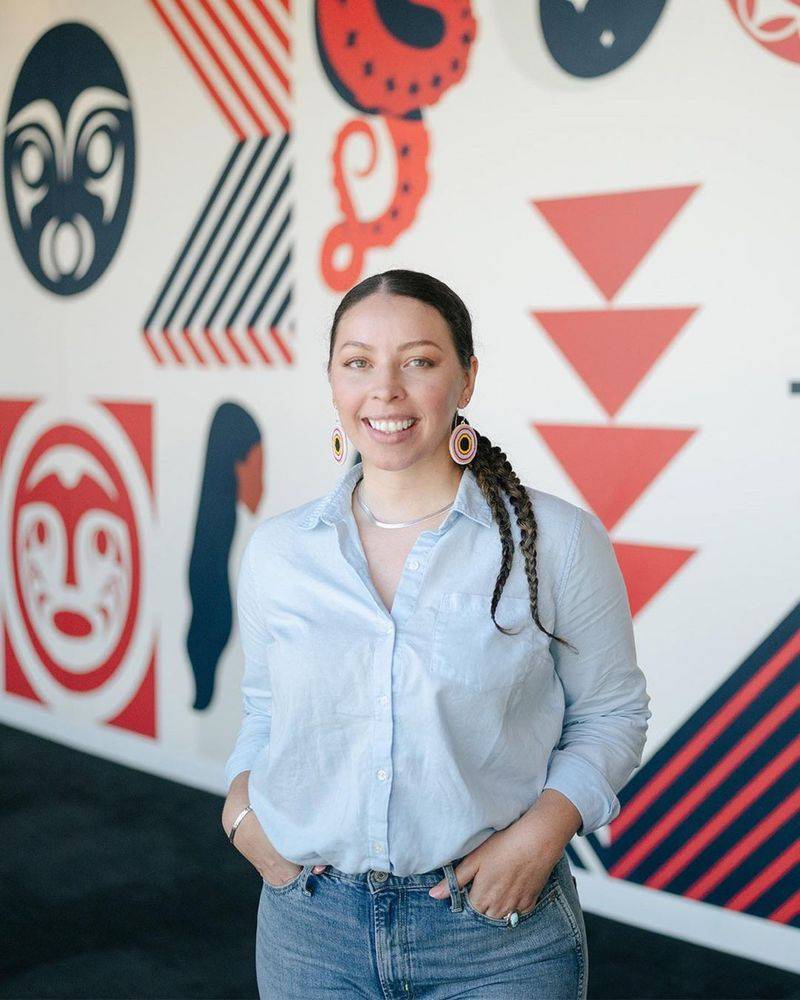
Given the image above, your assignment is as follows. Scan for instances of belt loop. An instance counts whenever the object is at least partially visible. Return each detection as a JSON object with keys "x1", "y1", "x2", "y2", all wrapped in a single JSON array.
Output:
[
  {"x1": 299, "y1": 864, "x2": 314, "y2": 896},
  {"x1": 442, "y1": 861, "x2": 463, "y2": 912}
]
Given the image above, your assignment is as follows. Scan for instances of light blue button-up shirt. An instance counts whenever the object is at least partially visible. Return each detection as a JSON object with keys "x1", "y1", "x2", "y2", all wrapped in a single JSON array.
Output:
[{"x1": 225, "y1": 460, "x2": 651, "y2": 875}]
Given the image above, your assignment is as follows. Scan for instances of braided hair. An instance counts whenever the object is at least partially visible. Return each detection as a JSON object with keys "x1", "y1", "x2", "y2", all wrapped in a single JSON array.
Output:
[{"x1": 326, "y1": 268, "x2": 576, "y2": 654}]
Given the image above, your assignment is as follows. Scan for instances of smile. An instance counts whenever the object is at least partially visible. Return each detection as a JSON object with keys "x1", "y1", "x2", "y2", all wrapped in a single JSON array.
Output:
[{"x1": 362, "y1": 417, "x2": 419, "y2": 441}]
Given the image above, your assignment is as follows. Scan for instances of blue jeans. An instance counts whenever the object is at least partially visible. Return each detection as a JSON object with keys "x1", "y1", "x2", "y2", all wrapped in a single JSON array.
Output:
[{"x1": 255, "y1": 850, "x2": 588, "y2": 998}]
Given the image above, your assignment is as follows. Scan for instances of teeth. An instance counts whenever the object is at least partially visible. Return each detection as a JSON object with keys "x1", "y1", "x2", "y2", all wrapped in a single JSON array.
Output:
[{"x1": 367, "y1": 418, "x2": 416, "y2": 433}]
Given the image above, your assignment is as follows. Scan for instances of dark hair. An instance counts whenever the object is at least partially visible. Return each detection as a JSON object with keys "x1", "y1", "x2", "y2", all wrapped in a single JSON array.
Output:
[{"x1": 326, "y1": 268, "x2": 575, "y2": 653}]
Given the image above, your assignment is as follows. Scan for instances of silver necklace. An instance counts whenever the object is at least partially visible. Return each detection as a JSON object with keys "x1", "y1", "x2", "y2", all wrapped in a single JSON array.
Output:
[{"x1": 355, "y1": 477, "x2": 454, "y2": 529}]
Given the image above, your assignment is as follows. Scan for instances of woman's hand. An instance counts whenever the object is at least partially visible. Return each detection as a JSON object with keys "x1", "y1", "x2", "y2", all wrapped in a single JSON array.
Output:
[
  {"x1": 221, "y1": 771, "x2": 328, "y2": 883},
  {"x1": 427, "y1": 814, "x2": 566, "y2": 919}
]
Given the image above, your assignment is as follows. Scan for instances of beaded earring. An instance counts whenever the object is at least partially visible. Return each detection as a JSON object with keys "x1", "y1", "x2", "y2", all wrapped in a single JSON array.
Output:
[
  {"x1": 449, "y1": 410, "x2": 478, "y2": 465},
  {"x1": 331, "y1": 406, "x2": 348, "y2": 464}
]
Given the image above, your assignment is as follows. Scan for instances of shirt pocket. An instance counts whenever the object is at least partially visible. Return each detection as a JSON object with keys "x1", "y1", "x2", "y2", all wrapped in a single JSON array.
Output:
[{"x1": 428, "y1": 591, "x2": 543, "y2": 692}]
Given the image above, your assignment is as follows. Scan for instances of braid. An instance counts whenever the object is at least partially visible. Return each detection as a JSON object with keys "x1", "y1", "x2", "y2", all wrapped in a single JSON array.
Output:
[{"x1": 467, "y1": 417, "x2": 577, "y2": 653}]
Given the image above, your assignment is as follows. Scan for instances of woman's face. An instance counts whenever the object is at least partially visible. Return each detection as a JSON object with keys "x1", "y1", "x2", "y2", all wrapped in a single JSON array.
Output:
[{"x1": 329, "y1": 292, "x2": 477, "y2": 472}]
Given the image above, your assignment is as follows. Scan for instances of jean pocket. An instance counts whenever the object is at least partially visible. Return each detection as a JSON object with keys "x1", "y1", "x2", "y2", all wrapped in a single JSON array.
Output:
[
  {"x1": 261, "y1": 864, "x2": 306, "y2": 892},
  {"x1": 461, "y1": 860, "x2": 562, "y2": 928}
]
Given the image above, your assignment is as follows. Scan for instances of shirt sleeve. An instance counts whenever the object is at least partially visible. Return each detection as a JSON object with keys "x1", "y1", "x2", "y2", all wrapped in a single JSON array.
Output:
[
  {"x1": 541, "y1": 505, "x2": 652, "y2": 836},
  {"x1": 223, "y1": 533, "x2": 274, "y2": 792}
]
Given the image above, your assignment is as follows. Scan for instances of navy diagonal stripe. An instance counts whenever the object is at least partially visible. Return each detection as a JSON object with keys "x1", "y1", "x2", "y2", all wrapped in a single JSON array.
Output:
[
  {"x1": 185, "y1": 133, "x2": 290, "y2": 328},
  {"x1": 226, "y1": 207, "x2": 291, "y2": 327},
  {"x1": 247, "y1": 246, "x2": 291, "y2": 328},
  {"x1": 143, "y1": 142, "x2": 245, "y2": 330},
  {"x1": 205, "y1": 164, "x2": 292, "y2": 328},
  {"x1": 163, "y1": 137, "x2": 267, "y2": 330},
  {"x1": 270, "y1": 285, "x2": 292, "y2": 329}
]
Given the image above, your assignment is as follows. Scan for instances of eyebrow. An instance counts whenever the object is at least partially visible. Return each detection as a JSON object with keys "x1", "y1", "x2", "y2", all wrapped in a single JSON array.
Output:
[{"x1": 337, "y1": 339, "x2": 443, "y2": 352}]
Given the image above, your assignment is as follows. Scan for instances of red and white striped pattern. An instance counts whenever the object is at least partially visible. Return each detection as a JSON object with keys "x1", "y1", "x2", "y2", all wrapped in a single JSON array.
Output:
[{"x1": 149, "y1": 0, "x2": 291, "y2": 137}]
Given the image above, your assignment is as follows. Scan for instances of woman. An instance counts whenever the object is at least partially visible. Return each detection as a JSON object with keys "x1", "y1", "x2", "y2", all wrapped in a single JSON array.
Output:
[{"x1": 221, "y1": 269, "x2": 652, "y2": 999}]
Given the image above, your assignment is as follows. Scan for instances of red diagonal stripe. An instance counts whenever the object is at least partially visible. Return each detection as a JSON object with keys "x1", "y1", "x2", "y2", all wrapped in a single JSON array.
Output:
[
  {"x1": 149, "y1": 0, "x2": 245, "y2": 139},
  {"x1": 611, "y1": 679, "x2": 800, "y2": 879},
  {"x1": 252, "y1": 0, "x2": 291, "y2": 55},
  {"x1": 161, "y1": 327, "x2": 185, "y2": 364},
  {"x1": 724, "y1": 837, "x2": 800, "y2": 911},
  {"x1": 244, "y1": 326, "x2": 274, "y2": 364},
  {"x1": 267, "y1": 323, "x2": 293, "y2": 363},
  {"x1": 198, "y1": 327, "x2": 227, "y2": 364},
  {"x1": 219, "y1": 326, "x2": 249, "y2": 363},
  {"x1": 175, "y1": 0, "x2": 269, "y2": 134},
  {"x1": 611, "y1": 629, "x2": 800, "y2": 841},
  {"x1": 182, "y1": 327, "x2": 206, "y2": 364},
  {"x1": 143, "y1": 329, "x2": 165, "y2": 365},
  {"x1": 227, "y1": 0, "x2": 291, "y2": 98},
  {"x1": 645, "y1": 735, "x2": 800, "y2": 890},
  {"x1": 685, "y1": 780, "x2": 800, "y2": 900},
  {"x1": 769, "y1": 888, "x2": 800, "y2": 924},
  {"x1": 202, "y1": 0, "x2": 290, "y2": 132}
]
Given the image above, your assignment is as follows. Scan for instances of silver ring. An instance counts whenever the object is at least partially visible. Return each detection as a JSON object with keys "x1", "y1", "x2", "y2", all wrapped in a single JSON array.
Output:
[{"x1": 505, "y1": 910, "x2": 519, "y2": 927}]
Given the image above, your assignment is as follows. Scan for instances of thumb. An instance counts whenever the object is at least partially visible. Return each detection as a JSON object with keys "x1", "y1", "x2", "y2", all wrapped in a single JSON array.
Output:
[
  {"x1": 312, "y1": 865, "x2": 327, "y2": 874},
  {"x1": 429, "y1": 878, "x2": 448, "y2": 898}
]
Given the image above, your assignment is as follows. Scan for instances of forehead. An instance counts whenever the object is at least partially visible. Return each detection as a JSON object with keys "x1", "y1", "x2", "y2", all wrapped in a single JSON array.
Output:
[{"x1": 336, "y1": 293, "x2": 449, "y2": 346}]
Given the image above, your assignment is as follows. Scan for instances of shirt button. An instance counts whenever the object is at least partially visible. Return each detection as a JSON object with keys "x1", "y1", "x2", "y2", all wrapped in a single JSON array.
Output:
[
  {"x1": 383, "y1": 622, "x2": 393, "y2": 634},
  {"x1": 378, "y1": 695, "x2": 388, "y2": 705},
  {"x1": 376, "y1": 769, "x2": 389, "y2": 781},
  {"x1": 408, "y1": 559, "x2": 420, "y2": 571},
  {"x1": 372, "y1": 842, "x2": 382, "y2": 853}
]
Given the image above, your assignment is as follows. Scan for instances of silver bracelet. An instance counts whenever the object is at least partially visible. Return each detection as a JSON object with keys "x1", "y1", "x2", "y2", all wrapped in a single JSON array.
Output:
[{"x1": 229, "y1": 804, "x2": 254, "y2": 844}]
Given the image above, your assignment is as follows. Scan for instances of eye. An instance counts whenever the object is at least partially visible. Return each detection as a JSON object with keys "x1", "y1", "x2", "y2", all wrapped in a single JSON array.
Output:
[{"x1": 343, "y1": 357, "x2": 433, "y2": 369}]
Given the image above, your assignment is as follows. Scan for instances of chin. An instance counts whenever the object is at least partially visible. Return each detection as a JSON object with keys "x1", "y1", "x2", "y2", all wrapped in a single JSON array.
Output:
[{"x1": 360, "y1": 449, "x2": 423, "y2": 473}]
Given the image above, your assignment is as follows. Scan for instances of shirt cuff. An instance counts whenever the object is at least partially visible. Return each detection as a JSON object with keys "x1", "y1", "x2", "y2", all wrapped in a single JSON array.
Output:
[
  {"x1": 542, "y1": 749, "x2": 621, "y2": 837},
  {"x1": 224, "y1": 751, "x2": 260, "y2": 792}
]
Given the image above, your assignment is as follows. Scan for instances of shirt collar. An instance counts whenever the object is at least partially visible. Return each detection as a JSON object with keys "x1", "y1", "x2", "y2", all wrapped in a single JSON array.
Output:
[{"x1": 297, "y1": 460, "x2": 493, "y2": 530}]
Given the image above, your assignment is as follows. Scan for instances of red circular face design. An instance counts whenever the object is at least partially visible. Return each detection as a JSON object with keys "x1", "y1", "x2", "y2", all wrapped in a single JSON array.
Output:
[
  {"x1": 727, "y1": 0, "x2": 800, "y2": 64},
  {"x1": 11, "y1": 423, "x2": 140, "y2": 691}
]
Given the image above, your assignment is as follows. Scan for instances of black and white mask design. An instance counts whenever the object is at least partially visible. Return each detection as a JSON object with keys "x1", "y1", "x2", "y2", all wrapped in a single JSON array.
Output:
[{"x1": 3, "y1": 22, "x2": 135, "y2": 295}]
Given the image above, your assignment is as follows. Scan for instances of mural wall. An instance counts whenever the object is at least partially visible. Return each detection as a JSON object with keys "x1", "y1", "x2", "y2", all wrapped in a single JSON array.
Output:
[{"x1": 1, "y1": 0, "x2": 798, "y2": 972}]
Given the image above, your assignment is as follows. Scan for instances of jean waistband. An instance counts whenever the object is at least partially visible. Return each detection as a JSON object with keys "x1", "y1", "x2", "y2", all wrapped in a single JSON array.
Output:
[{"x1": 321, "y1": 854, "x2": 469, "y2": 887}]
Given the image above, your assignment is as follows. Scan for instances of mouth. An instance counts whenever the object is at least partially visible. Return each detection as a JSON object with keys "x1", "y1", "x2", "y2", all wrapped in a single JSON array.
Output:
[{"x1": 362, "y1": 417, "x2": 419, "y2": 442}]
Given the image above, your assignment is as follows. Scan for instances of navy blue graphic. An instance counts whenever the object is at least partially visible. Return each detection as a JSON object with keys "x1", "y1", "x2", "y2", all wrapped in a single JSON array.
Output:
[
  {"x1": 540, "y1": 0, "x2": 667, "y2": 78},
  {"x1": 566, "y1": 602, "x2": 799, "y2": 927},
  {"x1": 3, "y1": 22, "x2": 135, "y2": 294},
  {"x1": 187, "y1": 403, "x2": 263, "y2": 711}
]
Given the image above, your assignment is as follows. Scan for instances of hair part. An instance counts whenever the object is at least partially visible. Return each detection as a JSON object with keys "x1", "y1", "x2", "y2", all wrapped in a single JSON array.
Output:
[{"x1": 327, "y1": 268, "x2": 576, "y2": 653}]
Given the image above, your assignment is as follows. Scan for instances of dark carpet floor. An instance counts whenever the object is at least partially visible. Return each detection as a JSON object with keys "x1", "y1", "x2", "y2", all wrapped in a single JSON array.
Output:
[{"x1": 1, "y1": 723, "x2": 798, "y2": 1000}]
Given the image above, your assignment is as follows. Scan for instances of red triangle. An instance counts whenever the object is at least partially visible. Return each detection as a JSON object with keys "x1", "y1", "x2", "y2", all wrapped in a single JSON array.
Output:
[
  {"x1": 532, "y1": 307, "x2": 699, "y2": 417},
  {"x1": 533, "y1": 423, "x2": 696, "y2": 530},
  {"x1": 613, "y1": 541, "x2": 696, "y2": 617},
  {"x1": 0, "y1": 400, "x2": 36, "y2": 464},
  {"x1": 99, "y1": 402, "x2": 155, "y2": 499},
  {"x1": 532, "y1": 185, "x2": 699, "y2": 300},
  {"x1": 106, "y1": 648, "x2": 157, "y2": 738}
]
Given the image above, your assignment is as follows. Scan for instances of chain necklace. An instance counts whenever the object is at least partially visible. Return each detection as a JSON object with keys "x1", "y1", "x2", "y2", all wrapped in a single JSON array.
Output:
[{"x1": 354, "y1": 477, "x2": 454, "y2": 529}]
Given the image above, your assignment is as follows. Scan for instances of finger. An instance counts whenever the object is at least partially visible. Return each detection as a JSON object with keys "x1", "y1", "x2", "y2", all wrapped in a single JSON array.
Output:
[
  {"x1": 430, "y1": 859, "x2": 476, "y2": 898},
  {"x1": 312, "y1": 865, "x2": 327, "y2": 874}
]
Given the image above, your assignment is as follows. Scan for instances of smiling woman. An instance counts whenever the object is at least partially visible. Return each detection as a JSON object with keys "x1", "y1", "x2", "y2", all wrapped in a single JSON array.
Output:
[{"x1": 222, "y1": 268, "x2": 651, "y2": 1000}]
